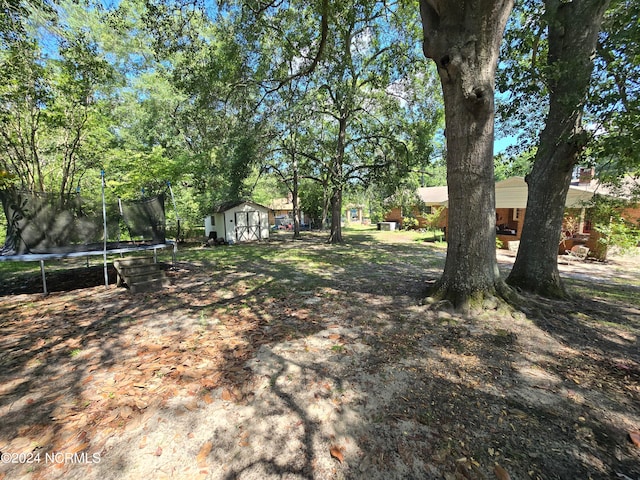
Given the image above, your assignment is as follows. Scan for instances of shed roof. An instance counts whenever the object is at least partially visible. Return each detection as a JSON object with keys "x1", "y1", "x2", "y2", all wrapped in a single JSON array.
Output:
[{"x1": 213, "y1": 200, "x2": 268, "y2": 213}]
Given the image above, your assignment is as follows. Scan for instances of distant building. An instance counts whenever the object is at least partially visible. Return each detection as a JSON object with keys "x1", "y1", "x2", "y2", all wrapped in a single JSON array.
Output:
[
  {"x1": 384, "y1": 186, "x2": 449, "y2": 230},
  {"x1": 204, "y1": 201, "x2": 270, "y2": 244},
  {"x1": 266, "y1": 194, "x2": 310, "y2": 228},
  {"x1": 384, "y1": 176, "x2": 639, "y2": 258},
  {"x1": 344, "y1": 204, "x2": 368, "y2": 224}
]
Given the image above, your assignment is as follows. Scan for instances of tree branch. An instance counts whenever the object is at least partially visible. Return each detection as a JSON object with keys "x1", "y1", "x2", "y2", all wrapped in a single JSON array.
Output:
[{"x1": 262, "y1": 0, "x2": 329, "y2": 94}]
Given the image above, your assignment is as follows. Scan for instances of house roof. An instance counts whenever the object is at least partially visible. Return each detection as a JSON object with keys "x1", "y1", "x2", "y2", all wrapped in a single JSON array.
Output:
[
  {"x1": 267, "y1": 197, "x2": 293, "y2": 211},
  {"x1": 569, "y1": 175, "x2": 639, "y2": 200},
  {"x1": 213, "y1": 200, "x2": 267, "y2": 213},
  {"x1": 493, "y1": 177, "x2": 530, "y2": 208},
  {"x1": 416, "y1": 186, "x2": 449, "y2": 205},
  {"x1": 494, "y1": 176, "x2": 619, "y2": 208},
  {"x1": 431, "y1": 176, "x2": 630, "y2": 209}
]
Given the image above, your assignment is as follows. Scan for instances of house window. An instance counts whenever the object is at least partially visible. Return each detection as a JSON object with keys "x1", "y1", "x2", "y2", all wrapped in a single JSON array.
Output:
[
  {"x1": 583, "y1": 219, "x2": 592, "y2": 234},
  {"x1": 211, "y1": 216, "x2": 215, "y2": 226},
  {"x1": 424, "y1": 206, "x2": 433, "y2": 215},
  {"x1": 513, "y1": 208, "x2": 522, "y2": 221}
]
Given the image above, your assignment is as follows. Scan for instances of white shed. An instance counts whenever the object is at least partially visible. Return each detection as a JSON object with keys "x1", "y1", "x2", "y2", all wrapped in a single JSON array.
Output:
[{"x1": 204, "y1": 201, "x2": 270, "y2": 244}]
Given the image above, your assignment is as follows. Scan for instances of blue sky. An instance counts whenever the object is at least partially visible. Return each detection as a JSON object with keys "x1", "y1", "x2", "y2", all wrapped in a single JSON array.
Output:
[{"x1": 495, "y1": 135, "x2": 517, "y2": 154}]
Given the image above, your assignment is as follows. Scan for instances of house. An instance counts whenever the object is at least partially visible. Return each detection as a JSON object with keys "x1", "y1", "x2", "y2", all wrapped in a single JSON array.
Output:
[
  {"x1": 385, "y1": 186, "x2": 449, "y2": 229},
  {"x1": 267, "y1": 196, "x2": 293, "y2": 227},
  {"x1": 494, "y1": 175, "x2": 639, "y2": 254},
  {"x1": 385, "y1": 173, "x2": 639, "y2": 257},
  {"x1": 204, "y1": 200, "x2": 270, "y2": 244},
  {"x1": 492, "y1": 176, "x2": 601, "y2": 249},
  {"x1": 344, "y1": 203, "x2": 368, "y2": 224},
  {"x1": 266, "y1": 195, "x2": 310, "y2": 228},
  {"x1": 560, "y1": 173, "x2": 640, "y2": 256}
]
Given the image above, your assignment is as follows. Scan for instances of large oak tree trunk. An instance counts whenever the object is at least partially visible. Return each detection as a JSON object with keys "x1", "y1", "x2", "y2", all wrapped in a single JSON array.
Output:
[
  {"x1": 420, "y1": 1, "x2": 513, "y2": 309},
  {"x1": 507, "y1": 0, "x2": 610, "y2": 297},
  {"x1": 327, "y1": 116, "x2": 347, "y2": 244},
  {"x1": 292, "y1": 156, "x2": 301, "y2": 239},
  {"x1": 327, "y1": 186, "x2": 343, "y2": 243}
]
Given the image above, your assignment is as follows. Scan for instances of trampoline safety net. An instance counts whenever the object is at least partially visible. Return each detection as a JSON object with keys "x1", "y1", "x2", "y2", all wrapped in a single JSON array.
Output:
[
  {"x1": 0, "y1": 189, "x2": 166, "y2": 256},
  {"x1": 120, "y1": 194, "x2": 166, "y2": 245}
]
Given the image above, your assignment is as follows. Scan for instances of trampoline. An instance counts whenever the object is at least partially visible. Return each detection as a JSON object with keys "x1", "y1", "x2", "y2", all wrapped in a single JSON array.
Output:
[{"x1": 0, "y1": 173, "x2": 178, "y2": 294}]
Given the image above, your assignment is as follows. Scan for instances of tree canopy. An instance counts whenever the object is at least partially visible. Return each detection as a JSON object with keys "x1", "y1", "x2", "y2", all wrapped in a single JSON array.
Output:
[{"x1": 1, "y1": 0, "x2": 446, "y2": 239}]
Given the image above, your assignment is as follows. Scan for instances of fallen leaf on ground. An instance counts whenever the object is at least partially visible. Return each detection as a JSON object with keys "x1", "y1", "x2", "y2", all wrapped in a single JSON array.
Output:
[
  {"x1": 221, "y1": 388, "x2": 233, "y2": 401},
  {"x1": 119, "y1": 405, "x2": 133, "y2": 419},
  {"x1": 200, "y1": 377, "x2": 218, "y2": 389},
  {"x1": 494, "y1": 463, "x2": 511, "y2": 480},
  {"x1": 64, "y1": 441, "x2": 90, "y2": 454},
  {"x1": 238, "y1": 430, "x2": 250, "y2": 447},
  {"x1": 629, "y1": 431, "x2": 640, "y2": 448},
  {"x1": 154, "y1": 446, "x2": 163, "y2": 456},
  {"x1": 329, "y1": 445, "x2": 344, "y2": 463},
  {"x1": 197, "y1": 441, "x2": 213, "y2": 467},
  {"x1": 184, "y1": 399, "x2": 198, "y2": 411}
]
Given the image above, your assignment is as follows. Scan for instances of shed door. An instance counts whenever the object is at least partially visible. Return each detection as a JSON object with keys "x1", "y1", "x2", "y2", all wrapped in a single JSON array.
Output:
[{"x1": 235, "y1": 211, "x2": 261, "y2": 242}]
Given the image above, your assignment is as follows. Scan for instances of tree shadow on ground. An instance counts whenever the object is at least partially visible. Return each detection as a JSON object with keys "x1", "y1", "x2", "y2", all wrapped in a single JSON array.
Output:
[
  {"x1": 0, "y1": 234, "x2": 639, "y2": 479},
  {"x1": 0, "y1": 244, "x2": 342, "y2": 478}
]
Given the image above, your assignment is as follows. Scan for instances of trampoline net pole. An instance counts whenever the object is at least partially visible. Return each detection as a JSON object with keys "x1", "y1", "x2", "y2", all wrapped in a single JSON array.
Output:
[
  {"x1": 40, "y1": 260, "x2": 47, "y2": 295},
  {"x1": 101, "y1": 171, "x2": 109, "y2": 289}
]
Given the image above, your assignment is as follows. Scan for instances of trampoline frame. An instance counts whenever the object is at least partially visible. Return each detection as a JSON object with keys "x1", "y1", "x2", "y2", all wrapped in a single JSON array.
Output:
[{"x1": 0, "y1": 241, "x2": 176, "y2": 295}]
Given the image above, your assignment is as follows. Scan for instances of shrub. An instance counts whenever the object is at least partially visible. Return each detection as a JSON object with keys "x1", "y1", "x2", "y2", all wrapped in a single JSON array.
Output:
[
  {"x1": 402, "y1": 216, "x2": 419, "y2": 230},
  {"x1": 595, "y1": 218, "x2": 640, "y2": 257}
]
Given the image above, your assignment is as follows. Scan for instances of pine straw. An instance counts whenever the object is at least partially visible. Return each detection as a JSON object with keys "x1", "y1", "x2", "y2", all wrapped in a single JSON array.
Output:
[{"x1": 0, "y1": 238, "x2": 639, "y2": 479}]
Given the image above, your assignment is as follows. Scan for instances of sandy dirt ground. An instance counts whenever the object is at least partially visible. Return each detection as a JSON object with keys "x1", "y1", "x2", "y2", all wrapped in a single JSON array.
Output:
[{"x1": 0, "y1": 236, "x2": 639, "y2": 480}]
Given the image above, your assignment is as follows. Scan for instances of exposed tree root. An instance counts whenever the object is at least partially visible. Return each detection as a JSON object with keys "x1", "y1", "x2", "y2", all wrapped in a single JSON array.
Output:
[
  {"x1": 506, "y1": 273, "x2": 570, "y2": 300},
  {"x1": 424, "y1": 278, "x2": 525, "y2": 315}
]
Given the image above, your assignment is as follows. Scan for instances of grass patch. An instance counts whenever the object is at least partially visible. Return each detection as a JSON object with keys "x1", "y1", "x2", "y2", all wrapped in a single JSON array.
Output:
[{"x1": 565, "y1": 277, "x2": 640, "y2": 308}]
